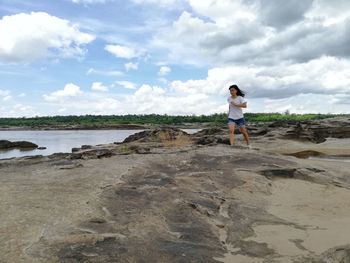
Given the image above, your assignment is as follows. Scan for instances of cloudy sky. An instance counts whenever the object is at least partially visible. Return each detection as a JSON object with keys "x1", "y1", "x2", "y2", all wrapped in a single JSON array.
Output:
[{"x1": 0, "y1": 0, "x2": 349, "y2": 117}]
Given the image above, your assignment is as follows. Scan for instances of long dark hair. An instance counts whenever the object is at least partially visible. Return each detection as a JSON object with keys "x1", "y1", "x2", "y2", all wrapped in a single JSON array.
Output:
[{"x1": 229, "y1": 84, "x2": 245, "y2": 97}]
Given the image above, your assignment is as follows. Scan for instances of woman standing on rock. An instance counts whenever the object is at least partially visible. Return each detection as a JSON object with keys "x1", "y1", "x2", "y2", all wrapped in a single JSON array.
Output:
[{"x1": 227, "y1": 84, "x2": 250, "y2": 147}]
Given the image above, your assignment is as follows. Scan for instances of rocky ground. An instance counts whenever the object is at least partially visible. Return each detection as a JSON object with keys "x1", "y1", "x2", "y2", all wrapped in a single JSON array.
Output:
[{"x1": 1, "y1": 117, "x2": 350, "y2": 262}]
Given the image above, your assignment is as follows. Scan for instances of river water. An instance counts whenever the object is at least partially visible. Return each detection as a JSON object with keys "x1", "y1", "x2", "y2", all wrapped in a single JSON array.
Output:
[{"x1": 0, "y1": 129, "x2": 200, "y2": 159}]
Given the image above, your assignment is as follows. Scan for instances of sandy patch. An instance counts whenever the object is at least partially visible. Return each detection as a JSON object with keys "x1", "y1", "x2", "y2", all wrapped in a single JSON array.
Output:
[
  {"x1": 248, "y1": 179, "x2": 350, "y2": 257},
  {"x1": 213, "y1": 253, "x2": 264, "y2": 263},
  {"x1": 263, "y1": 138, "x2": 350, "y2": 157}
]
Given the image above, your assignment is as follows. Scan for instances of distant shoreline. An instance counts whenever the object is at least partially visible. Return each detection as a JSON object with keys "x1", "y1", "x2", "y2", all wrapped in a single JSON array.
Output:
[
  {"x1": 0, "y1": 123, "x2": 209, "y2": 131},
  {"x1": 0, "y1": 124, "x2": 145, "y2": 131}
]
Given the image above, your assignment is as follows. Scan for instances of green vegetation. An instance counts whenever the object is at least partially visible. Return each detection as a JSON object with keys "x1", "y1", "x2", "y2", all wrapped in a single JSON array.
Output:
[
  {"x1": 0, "y1": 114, "x2": 221, "y2": 127},
  {"x1": 0, "y1": 113, "x2": 347, "y2": 128},
  {"x1": 244, "y1": 113, "x2": 342, "y2": 122}
]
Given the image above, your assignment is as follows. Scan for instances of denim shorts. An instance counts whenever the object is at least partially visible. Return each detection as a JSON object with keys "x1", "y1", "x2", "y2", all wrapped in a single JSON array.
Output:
[{"x1": 228, "y1": 117, "x2": 246, "y2": 128}]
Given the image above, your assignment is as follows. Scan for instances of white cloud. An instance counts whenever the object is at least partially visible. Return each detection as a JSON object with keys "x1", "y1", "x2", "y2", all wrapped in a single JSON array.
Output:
[
  {"x1": 72, "y1": 96, "x2": 121, "y2": 115},
  {"x1": 0, "y1": 12, "x2": 95, "y2": 63},
  {"x1": 171, "y1": 79, "x2": 215, "y2": 95},
  {"x1": 43, "y1": 92, "x2": 122, "y2": 115},
  {"x1": 37, "y1": 54, "x2": 350, "y2": 116},
  {"x1": 86, "y1": 68, "x2": 123, "y2": 76},
  {"x1": 37, "y1": 83, "x2": 221, "y2": 116},
  {"x1": 105, "y1": 44, "x2": 143, "y2": 59},
  {"x1": 3, "y1": 0, "x2": 350, "y2": 117},
  {"x1": 130, "y1": 0, "x2": 184, "y2": 8},
  {"x1": 307, "y1": 0, "x2": 350, "y2": 25},
  {"x1": 121, "y1": 84, "x2": 222, "y2": 115},
  {"x1": 153, "y1": 10, "x2": 265, "y2": 65},
  {"x1": 124, "y1": 62, "x2": 138, "y2": 71},
  {"x1": 0, "y1": 89, "x2": 10, "y2": 97},
  {"x1": 158, "y1": 77, "x2": 168, "y2": 84},
  {"x1": 72, "y1": 0, "x2": 107, "y2": 4},
  {"x1": 260, "y1": 93, "x2": 349, "y2": 114},
  {"x1": 170, "y1": 56, "x2": 350, "y2": 99},
  {"x1": 3, "y1": 95, "x2": 12, "y2": 101},
  {"x1": 134, "y1": 84, "x2": 165, "y2": 96},
  {"x1": 91, "y1": 82, "x2": 108, "y2": 92},
  {"x1": 43, "y1": 83, "x2": 83, "y2": 102},
  {"x1": 334, "y1": 94, "x2": 350, "y2": 105},
  {"x1": 0, "y1": 103, "x2": 38, "y2": 117},
  {"x1": 258, "y1": 0, "x2": 314, "y2": 29},
  {"x1": 188, "y1": 0, "x2": 257, "y2": 22},
  {"x1": 158, "y1": 66, "x2": 171, "y2": 76},
  {"x1": 0, "y1": 90, "x2": 12, "y2": 101},
  {"x1": 152, "y1": 0, "x2": 350, "y2": 66},
  {"x1": 115, "y1": 81, "x2": 137, "y2": 90}
]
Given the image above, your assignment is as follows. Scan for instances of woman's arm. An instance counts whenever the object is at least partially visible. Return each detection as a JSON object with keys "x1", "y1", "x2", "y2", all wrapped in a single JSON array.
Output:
[{"x1": 231, "y1": 102, "x2": 247, "y2": 108}]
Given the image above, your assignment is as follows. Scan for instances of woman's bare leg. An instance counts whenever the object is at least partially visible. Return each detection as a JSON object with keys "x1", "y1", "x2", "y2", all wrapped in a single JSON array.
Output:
[
  {"x1": 229, "y1": 124, "x2": 235, "y2": 145},
  {"x1": 239, "y1": 127, "x2": 250, "y2": 145}
]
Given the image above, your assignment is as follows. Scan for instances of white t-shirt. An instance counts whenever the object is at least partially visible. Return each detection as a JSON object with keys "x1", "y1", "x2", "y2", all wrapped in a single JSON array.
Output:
[{"x1": 227, "y1": 96, "x2": 246, "y2": 120}]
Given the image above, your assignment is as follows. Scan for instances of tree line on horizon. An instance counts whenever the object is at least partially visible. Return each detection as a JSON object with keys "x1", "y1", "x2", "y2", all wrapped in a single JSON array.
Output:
[{"x1": 0, "y1": 113, "x2": 345, "y2": 127}]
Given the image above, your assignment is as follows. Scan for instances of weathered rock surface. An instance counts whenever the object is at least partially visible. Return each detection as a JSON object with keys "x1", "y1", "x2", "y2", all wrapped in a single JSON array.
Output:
[
  {"x1": 275, "y1": 118, "x2": 350, "y2": 143},
  {"x1": 1, "y1": 117, "x2": 350, "y2": 262},
  {"x1": 0, "y1": 140, "x2": 38, "y2": 150},
  {"x1": 188, "y1": 117, "x2": 350, "y2": 145},
  {"x1": 123, "y1": 127, "x2": 190, "y2": 144}
]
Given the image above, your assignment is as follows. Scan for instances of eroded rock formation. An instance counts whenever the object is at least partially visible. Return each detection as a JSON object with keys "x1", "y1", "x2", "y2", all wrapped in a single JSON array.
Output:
[{"x1": 0, "y1": 140, "x2": 38, "y2": 150}]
